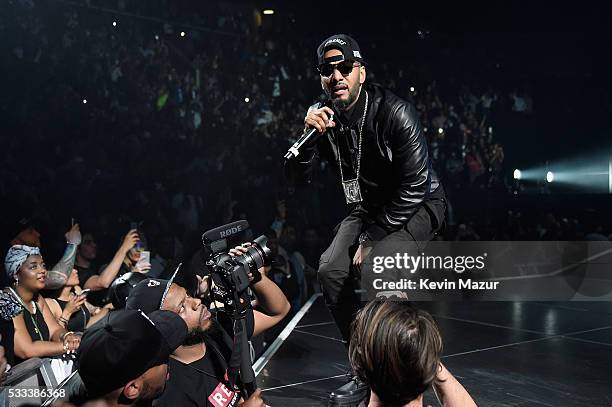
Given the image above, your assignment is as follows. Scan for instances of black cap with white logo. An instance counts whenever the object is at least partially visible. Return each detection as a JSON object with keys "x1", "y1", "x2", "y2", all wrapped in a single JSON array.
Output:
[
  {"x1": 317, "y1": 34, "x2": 365, "y2": 65},
  {"x1": 125, "y1": 264, "x2": 180, "y2": 313},
  {"x1": 77, "y1": 309, "x2": 187, "y2": 398}
]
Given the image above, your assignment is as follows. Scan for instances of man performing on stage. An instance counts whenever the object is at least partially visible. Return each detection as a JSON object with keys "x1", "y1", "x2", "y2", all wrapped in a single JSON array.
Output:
[{"x1": 286, "y1": 34, "x2": 446, "y2": 403}]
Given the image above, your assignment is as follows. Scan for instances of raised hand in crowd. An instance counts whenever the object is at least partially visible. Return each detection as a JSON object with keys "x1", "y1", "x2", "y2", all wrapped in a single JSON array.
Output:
[
  {"x1": 84, "y1": 229, "x2": 140, "y2": 291},
  {"x1": 65, "y1": 223, "x2": 82, "y2": 245}
]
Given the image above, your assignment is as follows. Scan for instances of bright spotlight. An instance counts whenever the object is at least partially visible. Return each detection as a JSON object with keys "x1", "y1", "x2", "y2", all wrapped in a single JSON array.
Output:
[
  {"x1": 244, "y1": 97, "x2": 250, "y2": 103},
  {"x1": 410, "y1": 86, "x2": 415, "y2": 92},
  {"x1": 155, "y1": 35, "x2": 159, "y2": 40},
  {"x1": 546, "y1": 171, "x2": 554, "y2": 183},
  {"x1": 513, "y1": 169, "x2": 522, "y2": 180},
  {"x1": 112, "y1": 21, "x2": 117, "y2": 27},
  {"x1": 82, "y1": 99, "x2": 87, "y2": 104},
  {"x1": 438, "y1": 128, "x2": 444, "y2": 134},
  {"x1": 263, "y1": 9, "x2": 275, "y2": 15},
  {"x1": 180, "y1": 31, "x2": 186, "y2": 37}
]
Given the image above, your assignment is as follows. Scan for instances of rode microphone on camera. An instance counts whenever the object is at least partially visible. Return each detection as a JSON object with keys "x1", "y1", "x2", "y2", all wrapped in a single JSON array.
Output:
[{"x1": 202, "y1": 220, "x2": 249, "y2": 254}]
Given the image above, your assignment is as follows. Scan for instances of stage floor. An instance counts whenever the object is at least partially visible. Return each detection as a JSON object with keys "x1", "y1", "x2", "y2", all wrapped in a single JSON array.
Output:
[{"x1": 255, "y1": 294, "x2": 612, "y2": 406}]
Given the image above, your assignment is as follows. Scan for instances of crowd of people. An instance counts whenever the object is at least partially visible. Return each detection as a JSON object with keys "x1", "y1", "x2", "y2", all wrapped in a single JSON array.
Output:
[
  {"x1": 1, "y1": 0, "x2": 544, "y2": 304},
  {"x1": 2, "y1": 0, "x2": 521, "y2": 241},
  {"x1": 0, "y1": 1, "x2": 609, "y2": 405},
  {"x1": 0, "y1": 223, "x2": 476, "y2": 406}
]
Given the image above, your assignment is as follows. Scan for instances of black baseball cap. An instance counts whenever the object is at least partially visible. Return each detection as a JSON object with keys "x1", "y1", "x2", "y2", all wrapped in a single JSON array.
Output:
[
  {"x1": 77, "y1": 309, "x2": 187, "y2": 398},
  {"x1": 317, "y1": 34, "x2": 365, "y2": 65},
  {"x1": 107, "y1": 272, "x2": 148, "y2": 309},
  {"x1": 125, "y1": 264, "x2": 180, "y2": 313}
]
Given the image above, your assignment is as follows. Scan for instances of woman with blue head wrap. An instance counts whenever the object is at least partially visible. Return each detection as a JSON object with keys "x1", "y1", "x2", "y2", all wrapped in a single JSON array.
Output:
[{"x1": 1, "y1": 245, "x2": 81, "y2": 367}]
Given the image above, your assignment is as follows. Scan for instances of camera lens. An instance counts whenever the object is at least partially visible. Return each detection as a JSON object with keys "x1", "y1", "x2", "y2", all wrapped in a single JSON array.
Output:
[{"x1": 236, "y1": 235, "x2": 271, "y2": 273}]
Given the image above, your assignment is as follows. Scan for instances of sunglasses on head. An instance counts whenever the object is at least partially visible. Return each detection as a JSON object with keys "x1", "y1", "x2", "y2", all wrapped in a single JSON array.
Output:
[{"x1": 317, "y1": 60, "x2": 359, "y2": 77}]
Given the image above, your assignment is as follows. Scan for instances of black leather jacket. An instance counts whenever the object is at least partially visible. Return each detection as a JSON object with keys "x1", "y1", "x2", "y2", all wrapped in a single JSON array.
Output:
[{"x1": 286, "y1": 83, "x2": 444, "y2": 240}]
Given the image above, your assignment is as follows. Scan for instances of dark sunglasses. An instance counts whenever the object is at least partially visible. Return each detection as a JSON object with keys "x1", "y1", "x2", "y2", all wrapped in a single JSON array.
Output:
[{"x1": 317, "y1": 60, "x2": 359, "y2": 77}]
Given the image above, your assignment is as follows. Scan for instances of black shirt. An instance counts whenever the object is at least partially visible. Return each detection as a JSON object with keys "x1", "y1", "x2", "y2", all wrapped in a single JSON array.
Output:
[
  {"x1": 155, "y1": 348, "x2": 240, "y2": 407},
  {"x1": 154, "y1": 310, "x2": 254, "y2": 407},
  {"x1": 332, "y1": 89, "x2": 369, "y2": 179}
]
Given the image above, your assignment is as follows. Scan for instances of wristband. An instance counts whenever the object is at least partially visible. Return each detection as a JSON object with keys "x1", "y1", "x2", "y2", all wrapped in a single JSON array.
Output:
[{"x1": 358, "y1": 232, "x2": 371, "y2": 245}]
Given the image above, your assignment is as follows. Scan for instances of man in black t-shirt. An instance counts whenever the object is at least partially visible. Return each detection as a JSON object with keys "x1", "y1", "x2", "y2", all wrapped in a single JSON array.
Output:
[{"x1": 126, "y1": 246, "x2": 290, "y2": 407}]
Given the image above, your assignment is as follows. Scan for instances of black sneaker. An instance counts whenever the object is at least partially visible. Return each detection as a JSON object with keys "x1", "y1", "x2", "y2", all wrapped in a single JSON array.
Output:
[{"x1": 328, "y1": 375, "x2": 368, "y2": 407}]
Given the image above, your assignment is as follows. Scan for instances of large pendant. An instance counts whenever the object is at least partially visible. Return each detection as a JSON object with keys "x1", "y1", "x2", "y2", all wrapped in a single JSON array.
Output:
[{"x1": 342, "y1": 179, "x2": 363, "y2": 204}]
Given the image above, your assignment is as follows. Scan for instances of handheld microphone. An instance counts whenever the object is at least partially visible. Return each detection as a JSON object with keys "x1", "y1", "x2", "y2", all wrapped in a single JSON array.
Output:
[{"x1": 284, "y1": 102, "x2": 333, "y2": 161}]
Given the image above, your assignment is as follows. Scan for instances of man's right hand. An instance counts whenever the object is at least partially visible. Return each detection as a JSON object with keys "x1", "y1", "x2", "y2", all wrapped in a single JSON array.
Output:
[
  {"x1": 238, "y1": 388, "x2": 265, "y2": 407},
  {"x1": 120, "y1": 229, "x2": 139, "y2": 254},
  {"x1": 304, "y1": 106, "x2": 336, "y2": 133}
]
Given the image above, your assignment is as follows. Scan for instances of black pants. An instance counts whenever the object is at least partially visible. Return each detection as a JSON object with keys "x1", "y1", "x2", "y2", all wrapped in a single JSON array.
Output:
[{"x1": 317, "y1": 195, "x2": 446, "y2": 344}]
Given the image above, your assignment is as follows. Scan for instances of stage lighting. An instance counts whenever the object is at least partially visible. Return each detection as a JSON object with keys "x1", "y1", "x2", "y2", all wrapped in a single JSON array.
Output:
[
  {"x1": 180, "y1": 31, "x2": 186, "y2": 37},
  {"x1": 438, "y1": 128, "x2": 444, "y2": 134},
  {"x1": 155, "y1": 35, "x2": 159, "y2": 40},
  {"x1": 513, "y1": 169, "x2": 522, "y2": 180},
  {"x1": 82, "y1": 99, "x2": 87, "y2": 104},
  {"x1": 244, "y1": 97, "x2": 250, "y2": 103},
  {"x1": 112, "y1": 21, "x2": 117, "y2": 27},
  {"x1": 546, "y1": 171, "x2": 554, "y2": 183},
  {"x1": 263, "y1": 9, "x2": 274, "y2": 15},
  {"x1": 410, "y1": 86, "x2": 415, "y2": 92}
]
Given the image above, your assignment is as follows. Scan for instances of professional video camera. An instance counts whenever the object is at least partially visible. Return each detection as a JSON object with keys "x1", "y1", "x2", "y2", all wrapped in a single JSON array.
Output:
[
  {"x1": 201, "y1": 220, "x2": 271, "y2": 318},
  {"x1": 201, "y1": 220, "x2": 270, "y2": 397}
]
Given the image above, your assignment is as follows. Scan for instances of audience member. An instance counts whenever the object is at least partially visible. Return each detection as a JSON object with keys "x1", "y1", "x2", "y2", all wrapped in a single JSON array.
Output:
[
  {"x1": 349, "y1": 299, "x2": 476, "y2": 407},
  {"x1": 82, "y1": 229, "x2": 145, "y2": 306},
  {"x1": 0, "y1": 245, "x2": 80, "y2": 366},
  {"x1": 76, "y1": 309, "x2": 187, "y2": 406},
  {"x1": 47, "y1": 268, "x2": 109, "y2": 332}
]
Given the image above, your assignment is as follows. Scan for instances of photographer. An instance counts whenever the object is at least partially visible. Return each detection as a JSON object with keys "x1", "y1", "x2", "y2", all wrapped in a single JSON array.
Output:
[{"x1": 125, "y1": 243, "x2": 289, "y2": 407}]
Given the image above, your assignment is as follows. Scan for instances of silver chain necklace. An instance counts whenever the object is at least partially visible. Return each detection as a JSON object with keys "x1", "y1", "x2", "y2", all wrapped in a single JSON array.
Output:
[{"x1": 336, "y1": 90, "x2": 368, "y2": 204}]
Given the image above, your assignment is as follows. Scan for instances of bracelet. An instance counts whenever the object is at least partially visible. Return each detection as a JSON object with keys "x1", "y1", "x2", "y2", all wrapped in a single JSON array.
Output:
[
  {"x1": 60, "y1": 331, "x2": 75, "y2": 342},
  {"x1": 59, "y1": 316, "x2": 69, "y2": 325}
]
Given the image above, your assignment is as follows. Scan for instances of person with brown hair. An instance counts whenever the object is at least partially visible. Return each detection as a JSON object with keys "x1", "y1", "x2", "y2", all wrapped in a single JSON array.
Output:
[{"x1": 349, "y1": 299, "x2": 476, "y2": 407}]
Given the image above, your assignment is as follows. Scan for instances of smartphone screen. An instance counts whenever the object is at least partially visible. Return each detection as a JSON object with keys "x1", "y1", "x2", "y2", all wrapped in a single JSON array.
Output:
[{"x1": 136, "y1": 251, "x2": 150, "y2": 268}]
